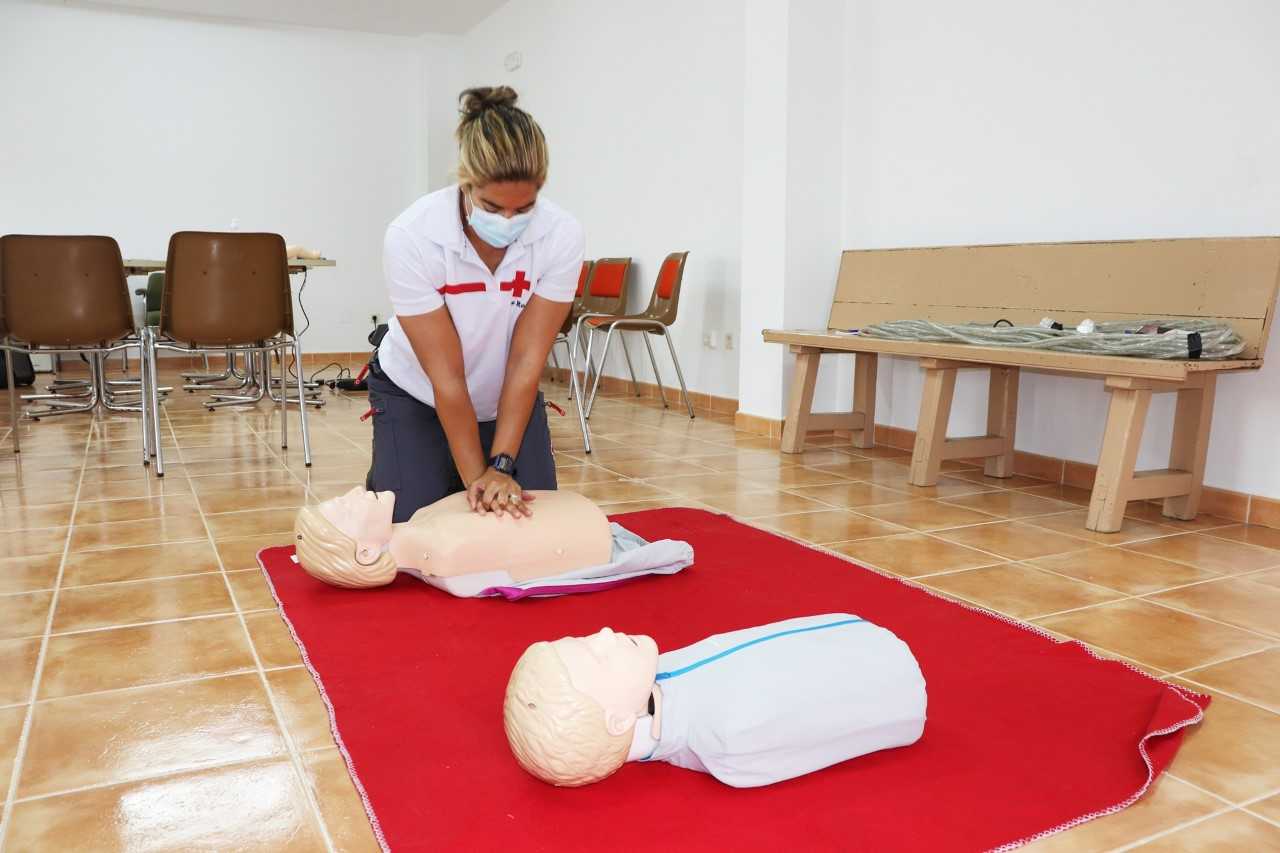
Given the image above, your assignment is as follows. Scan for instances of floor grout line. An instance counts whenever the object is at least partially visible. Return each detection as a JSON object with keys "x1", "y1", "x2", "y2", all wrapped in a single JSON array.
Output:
[
  {"x1": 164, "y1": 401, "x2": 340, "y2": 853},
  {"x1": 1167, "y1": 672, "x2": 1280, "y2": 716},
  {"x1": 8, "y1": 754, "x2": 296, "y2": 807},
  {"x1": 0, "y1": 416, "x2": 91, "y2": 851},
  {"x1": 1105, "y1": 804, "x2": 1239, "y2": 852},
  {"x1": 1168, "y1": 645, "x2": 1280, "y2": 678}
]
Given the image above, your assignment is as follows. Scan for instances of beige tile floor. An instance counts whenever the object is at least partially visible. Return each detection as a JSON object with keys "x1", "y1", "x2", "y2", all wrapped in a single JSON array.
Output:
[{"x1": 1, "y1": 367, "x2": 1279, "y2": 851}]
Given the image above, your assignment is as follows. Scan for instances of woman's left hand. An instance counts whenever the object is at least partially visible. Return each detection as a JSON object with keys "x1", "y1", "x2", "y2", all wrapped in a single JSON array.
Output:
[{"x1": 467, "y1": 468, "x2": 535, "y2": 518}]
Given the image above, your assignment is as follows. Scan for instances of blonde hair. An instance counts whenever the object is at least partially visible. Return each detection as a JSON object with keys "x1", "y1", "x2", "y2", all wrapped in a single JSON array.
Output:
[
  {"x1": 456, "y1": 86, "x2": 548, "y2": 188},
  {"x1": 294, "y1": 504, "x2": 398, "y2": 589},
  {"x1": 503, "y1": 642, "x2": 631, "y2": 787}
]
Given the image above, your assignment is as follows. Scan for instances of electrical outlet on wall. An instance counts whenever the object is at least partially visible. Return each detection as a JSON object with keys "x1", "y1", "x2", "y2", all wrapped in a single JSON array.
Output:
[
  {"x1": 724, "y1": 332, "x2": 735, "y2": 350},
  {"x1": 703, "y1": 331, "x2": 719, "y2": 349}
]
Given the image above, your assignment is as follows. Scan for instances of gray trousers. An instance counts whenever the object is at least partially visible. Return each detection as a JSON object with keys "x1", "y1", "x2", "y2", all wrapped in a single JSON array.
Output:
[{"x1": 365, "y1": 363, "x2": 557, "y2": 523}]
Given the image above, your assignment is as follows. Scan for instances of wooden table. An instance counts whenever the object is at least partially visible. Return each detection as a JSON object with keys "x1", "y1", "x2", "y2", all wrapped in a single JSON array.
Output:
[{"x1": 124, "y1": 258, "x2": 337, "y2": 276}]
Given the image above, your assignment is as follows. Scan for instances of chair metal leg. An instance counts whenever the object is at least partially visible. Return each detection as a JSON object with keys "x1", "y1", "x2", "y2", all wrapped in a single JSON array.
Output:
[
  {"x1": 206, "y1": 353, "x2": 266, "y2": 407},
  {"x1": 183, "y1": 351, "x2": 236, "y2": 386},
  {"x1": 661, "y1": 326, "x2": 695, "y2": 419},
  {"x1": 139, "y1": 339, "x2": 151, "y2": 467},
  {"x1": 6, "y1": 338, "x2": 19, "y2": 454},
  {"x1": 619, "y1": 333, "x2": 640, "y2": 397},
  {"x1": 293, "y1": 335, "x2": 312, "y2": 467},
  {"x1": 275, "y1": 346, "x2": 288, "y2": 449},
  {"x1": 566, "y1": 341, "x2": 592, "y2": 454},
  {"x1": 145, "y1": 328, "x2": 165, "y2": 476},
  {"x1": 585, "y1": 326, "x2": 618, "y2": 418},
  {"x1": 642, "y1": 332, "x2": 668, "y2": 409},
  {"x1": 581, "y1": 326, "x2": 596, "y2": 404},
  {"x1": 582, "y1": 325, "x2": 608, "y2": 401},
  {"x1": 567, "y1": 323, "x2": 587, "y2": 400}
]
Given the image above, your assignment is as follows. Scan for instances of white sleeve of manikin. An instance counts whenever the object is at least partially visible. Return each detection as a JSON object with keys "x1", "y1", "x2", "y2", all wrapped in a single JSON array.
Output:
[{"x1": 666, "y1": 614, "x2": 927, "y2": 788}]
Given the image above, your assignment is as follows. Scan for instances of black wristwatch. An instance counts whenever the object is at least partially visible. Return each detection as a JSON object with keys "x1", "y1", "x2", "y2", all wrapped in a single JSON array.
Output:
[{"x1": 489, "y1": 453, "x2": 516, "y2": 477}]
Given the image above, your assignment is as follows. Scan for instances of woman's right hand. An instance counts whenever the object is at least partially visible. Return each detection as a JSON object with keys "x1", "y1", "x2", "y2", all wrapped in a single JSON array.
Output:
[{"x1": 467, "y1": 468, "x2": 535, "y2": 518}]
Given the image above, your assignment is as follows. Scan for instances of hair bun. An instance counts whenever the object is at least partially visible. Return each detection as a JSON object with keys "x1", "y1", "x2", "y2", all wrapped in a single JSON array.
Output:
[{"x1": 459, "y1": 86, "x2": 519, "y2": 120}]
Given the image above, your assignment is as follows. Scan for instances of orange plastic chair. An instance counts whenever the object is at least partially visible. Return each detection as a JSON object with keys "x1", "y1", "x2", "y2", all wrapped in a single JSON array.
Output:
[{"x1": 582, "y1": 251, "x2": 692, "y2": 418}]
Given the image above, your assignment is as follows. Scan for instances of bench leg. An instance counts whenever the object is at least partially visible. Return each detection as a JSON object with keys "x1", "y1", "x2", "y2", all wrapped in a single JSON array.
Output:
[
  {"x1": 910, "y1": 365, "x2": 957, "y2": 486},
  {"x1": 1087, "y1": 386, "x2": 1152, "y2": 533},
  {"x1": 1163, "y1": 374, "x2": 1217, "y2": 521},
  {"x1": 781, "y1": 350, "x2": 821, "y2": 454},
  {"x1": 852, "y1": 353, "x2": 878, "y2": 449},
  {"x1": 983, "y1": 366, "x2": 1019, "y2": 478}
]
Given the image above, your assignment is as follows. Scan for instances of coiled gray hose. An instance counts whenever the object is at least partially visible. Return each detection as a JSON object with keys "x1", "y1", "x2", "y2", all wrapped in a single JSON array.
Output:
[{"x1": 856, "y1": 319, "x2": 1245, "y2": 360}]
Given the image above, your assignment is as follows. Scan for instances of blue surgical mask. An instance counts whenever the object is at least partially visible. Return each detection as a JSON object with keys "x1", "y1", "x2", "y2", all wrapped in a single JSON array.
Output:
[{"x1": 468, "y1": 193, "x2": 534, "y2": 248}]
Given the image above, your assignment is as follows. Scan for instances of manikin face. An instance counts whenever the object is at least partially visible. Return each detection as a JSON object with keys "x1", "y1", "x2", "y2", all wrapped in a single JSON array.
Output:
[
  {"x1": 552, "y1": 628, "x2": 659, "y2": 737},
  {"x1": 319, "y1": 487, "x2": 395, "y2": 565}
]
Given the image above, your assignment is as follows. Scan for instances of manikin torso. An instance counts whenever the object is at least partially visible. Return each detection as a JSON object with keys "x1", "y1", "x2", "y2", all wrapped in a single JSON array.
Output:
[
  {"x1": 360, "y1": 491, "x2": 612, "y2": 581},
  {"x1": 623, "y1": 614, "x2": 927, "y2": 788}
]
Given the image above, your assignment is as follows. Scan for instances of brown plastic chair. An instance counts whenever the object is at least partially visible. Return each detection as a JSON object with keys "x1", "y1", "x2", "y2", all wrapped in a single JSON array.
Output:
[
  {"x1": 551, "y1": 260, "x2": 593, "y2": 370},
  {"x1": 146, "y1": 231, "x2": 311, "y2": 475},
  {"x1": 582, "y1": 251, "x2": 693, "y2": 418},
  {"x1": 0, "y1": 234, "x2": 152, "y2": 458},
  {"x1": 570, "y1": 257, "x2": 643, "y2": 403}
]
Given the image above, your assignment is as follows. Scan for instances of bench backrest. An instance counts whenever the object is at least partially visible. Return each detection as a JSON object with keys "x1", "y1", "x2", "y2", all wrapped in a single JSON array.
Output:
[{"x1": 827, "y1": 237, "x2": 1280, "y2": 360}]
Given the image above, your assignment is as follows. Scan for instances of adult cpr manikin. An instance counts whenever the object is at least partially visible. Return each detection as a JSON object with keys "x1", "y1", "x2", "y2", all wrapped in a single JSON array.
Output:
[
  {"x1": 293, "y1": 487, "x2": 692, "y2": 598},
  {"x1": 504, "y1": 614, "x2": 927, "y2": 787}
]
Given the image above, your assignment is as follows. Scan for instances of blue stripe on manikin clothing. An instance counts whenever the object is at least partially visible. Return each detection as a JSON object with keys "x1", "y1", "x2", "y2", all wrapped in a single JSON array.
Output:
[{"x1": 654, "y1": 617, "x2": 867, "y2": 682}]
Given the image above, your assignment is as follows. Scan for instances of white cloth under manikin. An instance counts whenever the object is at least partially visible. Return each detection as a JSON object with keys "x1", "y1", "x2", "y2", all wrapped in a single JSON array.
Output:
[{"x1": 630, "y1": 613, "x2": 926, "y2": 787}]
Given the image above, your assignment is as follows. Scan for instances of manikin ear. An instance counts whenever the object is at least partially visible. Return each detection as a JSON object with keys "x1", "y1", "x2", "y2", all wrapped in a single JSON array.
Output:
[
  {"x1": 604, "y1": 710, "x2": 636, "y2": 738},
  {"x1": 354, "y1": 540, "x2": 382, "y2": 567}
]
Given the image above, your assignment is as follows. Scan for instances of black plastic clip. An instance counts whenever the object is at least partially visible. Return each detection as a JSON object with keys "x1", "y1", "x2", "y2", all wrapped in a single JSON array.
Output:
[{"x1": 1187, "y1": 332, "x2": 1203, "y2": 359}]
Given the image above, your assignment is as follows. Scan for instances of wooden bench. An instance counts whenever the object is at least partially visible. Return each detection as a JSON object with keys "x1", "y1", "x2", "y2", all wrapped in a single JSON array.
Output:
[{"x1": 762, "y1": 237, "x2": 1280, "y2": 533}]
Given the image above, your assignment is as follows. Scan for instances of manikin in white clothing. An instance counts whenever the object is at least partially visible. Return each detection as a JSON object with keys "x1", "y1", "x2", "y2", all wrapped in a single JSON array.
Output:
[{"x1": 503, "y1": 614, "x2": 927, "y2": 787}]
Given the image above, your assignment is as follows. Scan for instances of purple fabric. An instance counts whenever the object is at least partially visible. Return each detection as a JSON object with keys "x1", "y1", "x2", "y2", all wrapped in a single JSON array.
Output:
[{"x1": 481, "y1": 577, "x2": 637, "y2": 601}]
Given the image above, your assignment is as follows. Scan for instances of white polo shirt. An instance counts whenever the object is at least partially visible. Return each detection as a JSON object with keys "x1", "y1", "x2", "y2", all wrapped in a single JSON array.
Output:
[{"x1": 377, "y1": 184, "x2": 584, "y2": 420}]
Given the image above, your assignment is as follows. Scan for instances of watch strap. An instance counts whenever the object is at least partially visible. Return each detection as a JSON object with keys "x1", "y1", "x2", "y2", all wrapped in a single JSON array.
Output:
[{"x1": 489, "y1": 453, "x2": 516, "y2": 476}]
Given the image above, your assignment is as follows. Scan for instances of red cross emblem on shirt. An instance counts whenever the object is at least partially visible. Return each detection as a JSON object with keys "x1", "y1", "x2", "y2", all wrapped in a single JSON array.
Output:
[{"x1": 500, "y1": 270, "x2": 531, "y2": 300}]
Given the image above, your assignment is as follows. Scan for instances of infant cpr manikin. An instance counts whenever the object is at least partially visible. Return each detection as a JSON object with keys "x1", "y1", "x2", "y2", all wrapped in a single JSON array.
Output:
[{"x1": 293, "y1": 488, "x2": 693, "y2": 599}]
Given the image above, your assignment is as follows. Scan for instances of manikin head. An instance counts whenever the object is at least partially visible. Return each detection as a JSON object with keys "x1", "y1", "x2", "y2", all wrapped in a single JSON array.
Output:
[
  {"x1": 504, "y1": 628, "x2": 659, "y2": 786},
  {"x1": 293, "y1": 487, "x2": 398, "y2": 588}
]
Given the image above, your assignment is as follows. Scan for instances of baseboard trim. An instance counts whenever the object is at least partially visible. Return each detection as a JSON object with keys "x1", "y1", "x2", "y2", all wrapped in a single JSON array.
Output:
[{"x1": 541, "y1": 367, "x2": 738, "y2": 415}]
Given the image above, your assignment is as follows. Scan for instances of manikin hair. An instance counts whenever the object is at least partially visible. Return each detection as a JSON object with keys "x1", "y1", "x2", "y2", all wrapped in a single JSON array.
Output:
[
  {"x1": 293, "y1": 504, "x2": 397, "y2": 589},
  {"x1": 456, "y1": 86, "x2": 548, "y2": 188},
  {"x1": 504, "y1": 642, "x2": 631, "y2": 787}
]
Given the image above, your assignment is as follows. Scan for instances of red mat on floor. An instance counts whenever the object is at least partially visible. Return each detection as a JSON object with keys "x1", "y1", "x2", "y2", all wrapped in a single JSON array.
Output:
[{"x1": 258, "y1": 508, "x2": 1207, "y2": 853}]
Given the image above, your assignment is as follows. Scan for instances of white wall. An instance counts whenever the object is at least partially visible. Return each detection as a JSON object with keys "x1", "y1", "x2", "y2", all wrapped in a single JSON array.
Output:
[
  {"x1": 463, "y1": 0, "x2": 745, "y2": 401},
  {"x1": 419, "y1": 34, "x2": 467, "y2": 194},
  {"x1": 838, "y1": 0, "x2": 1280, "y2": 498},
  {"x1": 0, "y1": 1, "x2": 428, "y2": 354}
]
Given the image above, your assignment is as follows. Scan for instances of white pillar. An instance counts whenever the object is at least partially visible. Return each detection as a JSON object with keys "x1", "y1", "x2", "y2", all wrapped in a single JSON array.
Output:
[
  {"x1": 738, "y1": 0, "x2": 847, "y2": 424},
  {"x1": 737, "y1": 0, "x2": 791, "y2": 420}
]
